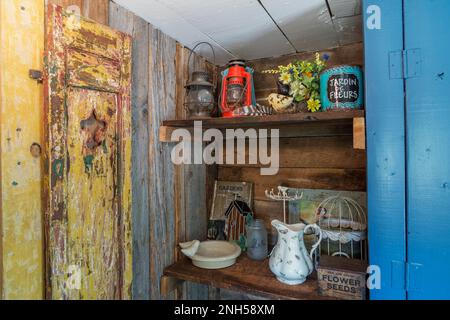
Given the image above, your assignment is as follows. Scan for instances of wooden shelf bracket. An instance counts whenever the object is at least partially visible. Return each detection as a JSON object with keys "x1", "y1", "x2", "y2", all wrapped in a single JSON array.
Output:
[
  {"x1": 160, "y1": 275, "x2": 185, "y2": 298},
  {"x1": 353, "y1": 117, "x2": 366, "y2": 150}
]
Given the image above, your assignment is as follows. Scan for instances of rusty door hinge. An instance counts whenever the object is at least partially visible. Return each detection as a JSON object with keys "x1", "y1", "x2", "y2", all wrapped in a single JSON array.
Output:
[{"x1": 29, "y1": 69, "x2": 43, "y2": 83}]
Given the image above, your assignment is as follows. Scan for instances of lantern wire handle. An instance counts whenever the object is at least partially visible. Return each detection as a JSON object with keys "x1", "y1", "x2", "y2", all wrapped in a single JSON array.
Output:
[{"x1": 187, "y1": 41, "x2": 216, "y2": 81}]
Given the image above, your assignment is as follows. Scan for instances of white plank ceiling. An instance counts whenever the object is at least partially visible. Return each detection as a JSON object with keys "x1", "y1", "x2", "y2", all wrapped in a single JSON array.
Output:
[{"x1": 113, "y1": 0, "x2": 362, "y2": 65}]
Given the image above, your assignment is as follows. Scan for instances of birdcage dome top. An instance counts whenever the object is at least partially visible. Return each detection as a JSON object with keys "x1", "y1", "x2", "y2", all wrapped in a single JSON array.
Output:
[{"x1": 316, "y1": 195, "x2": 367, "y2": 231}]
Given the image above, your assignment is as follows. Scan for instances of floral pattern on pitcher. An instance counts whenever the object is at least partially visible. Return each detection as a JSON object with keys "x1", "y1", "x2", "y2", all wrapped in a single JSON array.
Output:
[{"x1": 269, "y1": 220, "x2": 322, "y2": 285}]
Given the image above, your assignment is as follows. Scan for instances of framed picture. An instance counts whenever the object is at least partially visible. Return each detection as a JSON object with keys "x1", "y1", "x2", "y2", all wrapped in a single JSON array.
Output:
[
  {"x1": 288, "y1": 188, "x2": 366, "y2": 225},
  {"x1": 209, "y1": 181, "x2": 253, "y2": 221}
]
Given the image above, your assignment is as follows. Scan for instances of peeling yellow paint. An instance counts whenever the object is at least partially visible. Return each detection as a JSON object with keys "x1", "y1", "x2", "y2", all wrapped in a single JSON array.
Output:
[
  {"x1": 66, "y1": 90, "x2": 120, "y2": 299},
  {"x1": 121, "y1": 34, "x2": 133, "y2": 300},
  {"x1": 67, "y1": 49, "x2": 121, "y2": 91},
  {"x1": 45, "y1": 5, "x2": 132, "y2": 300},
  {"x1": 0, "y1": 0, "x2": 45, "y2": 300}
]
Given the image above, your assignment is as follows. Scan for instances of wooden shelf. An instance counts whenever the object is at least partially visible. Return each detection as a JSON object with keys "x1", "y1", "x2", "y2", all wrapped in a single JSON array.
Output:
[
  {"x1": 162, "y1": 110, "x2": 364, "y2": 129},
  {"x1": 159, "y1": 110, "x2": 366, "y2": 149},
  {"x1": 161, "y1": 256, "x2": 336, "y2": 300}
]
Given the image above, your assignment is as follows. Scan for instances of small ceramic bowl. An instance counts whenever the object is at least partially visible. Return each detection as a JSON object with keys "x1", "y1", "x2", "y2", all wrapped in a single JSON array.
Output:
[{"x1": 180, "y1": 240, "x2": 241, "y2": 269}]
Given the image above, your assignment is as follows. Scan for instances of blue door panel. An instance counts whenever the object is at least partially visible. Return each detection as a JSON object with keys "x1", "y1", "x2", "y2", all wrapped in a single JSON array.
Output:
[
  {"x1": 405, "y1": 0, "x2": 450, "y2": 300},
  {"x1": 363, "y1": 0, "x2": 407, "y2": 300}
]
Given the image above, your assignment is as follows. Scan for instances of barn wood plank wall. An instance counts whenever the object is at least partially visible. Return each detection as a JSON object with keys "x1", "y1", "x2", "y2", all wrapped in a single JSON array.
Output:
[
  {"x1": 217, "y1": 42, "x2": 366, "y2": 242},
  {"x1": 109, "y1": 2, "x2": 217, "y2": 300},
  {"x1": 0, "y1": 0, "x2": 45, "y2": 300},
  {"x1": 109, "y1": 2, "x2": 151, "y2": 301},
  {"x1": 147, "y1": 23, "x2": 178, "y2": 300},
  {"x1": 174, "y1": 44, "x2": 218, "y2": 300}
]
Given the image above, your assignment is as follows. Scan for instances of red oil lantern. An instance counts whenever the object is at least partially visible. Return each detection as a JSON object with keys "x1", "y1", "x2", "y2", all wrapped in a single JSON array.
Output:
[{"x1": 219, "y1": 60, "x2": 254, "y2": 117}]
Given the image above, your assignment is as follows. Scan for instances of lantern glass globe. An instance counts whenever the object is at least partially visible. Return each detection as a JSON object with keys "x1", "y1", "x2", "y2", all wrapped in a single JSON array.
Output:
[
  {"x1": 226, "y1": 84, "x2": 245, "y2": 107},
  {"x1": 186, "y1": 85, "x2": 215, "y2": 118}
]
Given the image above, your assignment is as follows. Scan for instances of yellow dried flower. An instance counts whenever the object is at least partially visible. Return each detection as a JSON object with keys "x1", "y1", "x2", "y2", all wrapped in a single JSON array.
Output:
[
  {"x1": 307, "y1": 98, "x2": 321, "y2": 113},
  {"x1": 279, "y1": 73, "x2": 292, "y2": 85}
]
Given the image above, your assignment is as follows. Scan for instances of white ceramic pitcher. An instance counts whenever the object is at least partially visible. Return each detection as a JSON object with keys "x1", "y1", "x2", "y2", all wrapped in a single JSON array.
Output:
[{"x1": 269, "y1": 220, "x2": 322, "y2": 285}]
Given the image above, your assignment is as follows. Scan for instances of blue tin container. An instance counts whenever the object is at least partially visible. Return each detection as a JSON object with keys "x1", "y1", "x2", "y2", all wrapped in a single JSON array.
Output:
[{"x1": 320, "y1": 65, "x2": 364, "y2": 110}]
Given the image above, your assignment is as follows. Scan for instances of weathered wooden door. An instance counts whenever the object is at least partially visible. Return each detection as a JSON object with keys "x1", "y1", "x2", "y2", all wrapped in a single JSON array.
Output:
[{"x1": 44, "y1": 4, "x2": 132, "y2": 300}]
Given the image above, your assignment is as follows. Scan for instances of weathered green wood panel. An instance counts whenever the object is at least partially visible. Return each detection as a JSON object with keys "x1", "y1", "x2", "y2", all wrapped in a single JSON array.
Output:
[{"x1": 109, "y1": 2, "x2": 151, "y2": 301}]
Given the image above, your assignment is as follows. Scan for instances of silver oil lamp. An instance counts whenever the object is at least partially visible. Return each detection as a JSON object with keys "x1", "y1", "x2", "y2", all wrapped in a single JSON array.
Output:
[{"x1": 184, "y1": 42, "x2": 216, "y2": 119}]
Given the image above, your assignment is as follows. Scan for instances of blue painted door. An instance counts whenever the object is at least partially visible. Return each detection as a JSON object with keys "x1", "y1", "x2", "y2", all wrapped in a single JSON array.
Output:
[
  {"x1": 363, "y1": 0, "x2": 407, "y2": 300},
  {"x1": 405, "y1": 0, "x2": 450, "y2": 299}
]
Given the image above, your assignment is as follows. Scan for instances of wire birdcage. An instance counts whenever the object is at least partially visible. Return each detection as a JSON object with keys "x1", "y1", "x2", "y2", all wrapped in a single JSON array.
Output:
[{"x1": 315, "y1": 195, "x2": 368, "y2": 261}]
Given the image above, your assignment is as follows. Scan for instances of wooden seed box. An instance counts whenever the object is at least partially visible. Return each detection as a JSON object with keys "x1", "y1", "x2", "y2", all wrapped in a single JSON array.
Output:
[{"x1": 317, "y1": 256, "x2": 368, "y2": 300}]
